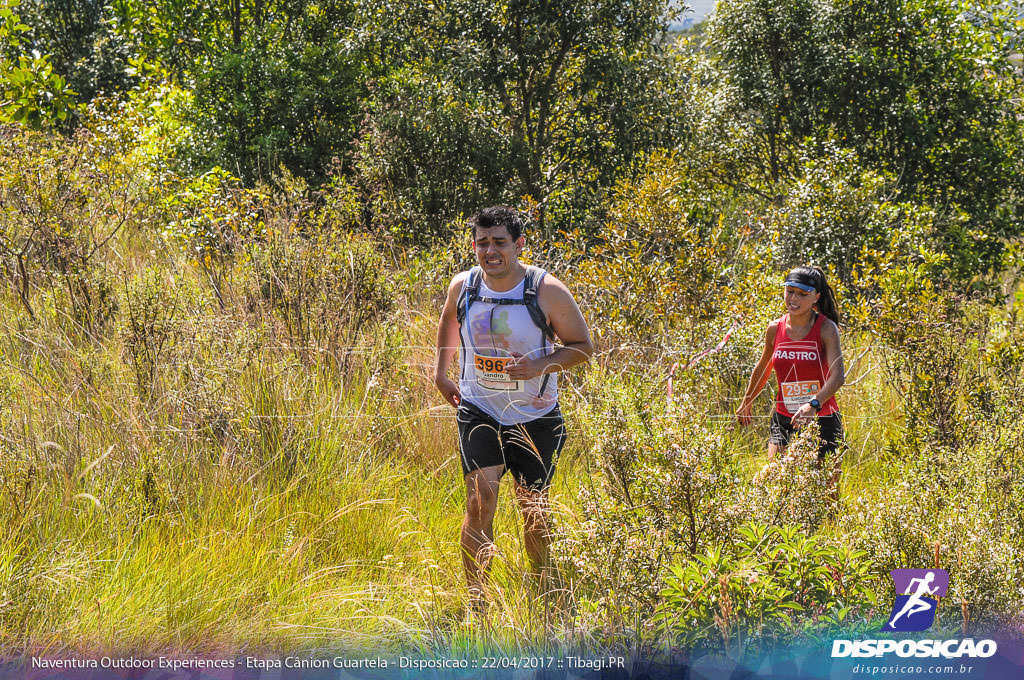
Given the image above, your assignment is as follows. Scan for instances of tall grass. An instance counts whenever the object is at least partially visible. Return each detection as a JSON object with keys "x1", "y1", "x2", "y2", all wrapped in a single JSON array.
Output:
[{"x1": 1, "y1": 122, "x2": 1022, "y2": 658}]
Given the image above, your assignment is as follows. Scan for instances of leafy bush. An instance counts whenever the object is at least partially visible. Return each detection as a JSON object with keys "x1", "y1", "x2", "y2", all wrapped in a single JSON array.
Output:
[
  {"x1": 742, "y1": 420, "x2": 837, "y2": 533},
  {"x1": 355, "y1": 67, "x2": 515, "y2": 239},
  {"x1": 13, "y1": 0, "x2": 134, "y2": 106},
  {"x1": 561, "y1": 153, "x2": 774, "y2": 352},
  {"x1": 119, "y1": 267, "x2": 181, "y2": 399},
  {"x1": 771, "y1": 144, "x2": 934, "y2": 283},
  {"x1": 108, "y1": 0, "x2": 365, "y2": 185},
  {"x1": 245, "y1": 223, "x2": 396, "y2": 366},
  {"x1": 160, "y1": 167, "x2": 265, "y2": 262},
  {"x1": 554, "y1": 372, "x2": 741, "y2": 640},
  {"x1": 658, "y1": 523, "x2": 879, "y2": 652},
  {"x1": 0, "y1": 125, "x2": 151, "y2": 332},
  {"x1": 0, "y1": 0, "x2": 77, "y2": 128},
  {"x1": 353, "y1": 0, "x2": 685, "y2": 236}
]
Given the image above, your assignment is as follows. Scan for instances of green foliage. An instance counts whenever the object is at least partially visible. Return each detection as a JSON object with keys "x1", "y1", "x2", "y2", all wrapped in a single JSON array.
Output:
[
  {"x1": 355, "y1": 66, "x2": 515, "y2": 237},
  {"x1": 861, "y1": 274, "x2": 983, "y2": 450},
  {"x1": 107, "y1": 0, "x2": 230, "y2": 81},
  {"x1": 658, "y1": 523, "x2": 879, "y2": 651},
  {"x1": 701, "y1": 0, "x2": 1024, "y2": 278},
  {"x1": 14, "y1": 0, "x2": 134, "y2": 104},
  {"x1": 771, "y1": 143, "x2": 935, "y2": 282},
  {"x1": 184, "y1": 9, "x2": 364, "y2": 184},
  {"x1": 704, "y1": 0, "x2": 824, "y2": 184},
  {"x1": 554, "y1": 373, "x2": 741, "y2": 639},
  {"x1": 110, "y1": 0, "x2": 365, "y2": 185},
  {"x1": 818, "y1": 0, "x2": 1024, "y2": 234},
  {"x1": 355, "y1": 0, "x2": 686, "y2": 236},
  {"x1": 561, "y1": 152, "x2": 773, "y2": 351},
  {"x1": 0, "y1": 126, "x2": 150, "y2": 331},
  {"x1": 160, "y1": 166, "x2": 265, "y2": 261},
  {"x1": 0, "y1": 0, "x2": 77, "y2": 128},
  {"x1": 245, "y1": 220, "x2": 397, "y2": 366},
  {"x1": 120, "y1": 267, "x2": 181, "y2": 399}
]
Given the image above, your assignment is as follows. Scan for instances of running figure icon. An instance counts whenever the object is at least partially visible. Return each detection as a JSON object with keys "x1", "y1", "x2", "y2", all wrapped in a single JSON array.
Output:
[
  {"x1": 883, "y1": 568, "x2": 949, "y2": 632},
  {"x1": 887, "y1": 572, "x2": 939, "y2": 628}
]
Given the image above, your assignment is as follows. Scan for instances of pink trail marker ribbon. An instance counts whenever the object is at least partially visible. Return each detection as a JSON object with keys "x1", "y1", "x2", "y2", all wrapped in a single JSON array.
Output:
[{"x1": 667, "y1": 319, "x2": 740, "y2": 407}]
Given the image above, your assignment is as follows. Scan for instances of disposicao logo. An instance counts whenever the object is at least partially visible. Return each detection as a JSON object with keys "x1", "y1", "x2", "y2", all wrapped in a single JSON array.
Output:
[
  {"x1": 883, "y1": 568, "x2": 948, "y2": 632},
  {"x1": 831, "y1": 568, "x2": 998, "y2": 659}
]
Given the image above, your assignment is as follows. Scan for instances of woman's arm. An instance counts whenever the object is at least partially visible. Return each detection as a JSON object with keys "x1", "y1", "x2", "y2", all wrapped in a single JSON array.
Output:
[
  {"x1": 737, "y1": 322, "x2": 777, "y2": 426},
  {"x1": 792, "y1": 318, "x2": 845, "y2": 428},
  {"x1": 812, "y1": 318, "x2": 845, "y2": 404}
]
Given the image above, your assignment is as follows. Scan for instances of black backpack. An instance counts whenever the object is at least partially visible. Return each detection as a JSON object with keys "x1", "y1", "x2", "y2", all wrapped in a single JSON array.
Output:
[
  {"x1": 455, "y1": 265, "x2": 554, "y2": 340},
  {"x1": 456, "y1": 264, "x2": 555, "y2": 395}
]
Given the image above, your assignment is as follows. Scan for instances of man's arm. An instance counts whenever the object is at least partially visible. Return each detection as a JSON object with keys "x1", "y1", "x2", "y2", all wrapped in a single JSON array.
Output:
[
  {"x1": 434, "y1": 273, "x2": 468, "y2": 407},
  {"x1": 505, "y1": 274, "x2": 593, "y2": 380}
]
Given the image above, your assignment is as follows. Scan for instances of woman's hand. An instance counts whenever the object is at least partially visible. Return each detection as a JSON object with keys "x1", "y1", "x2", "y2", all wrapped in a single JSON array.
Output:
[
  {"x1": 736, "y1": 401, "x2": 754, "y2": 426},
  {"x1": 791, "y1": 403, "x2": 815, "y2": 429}
]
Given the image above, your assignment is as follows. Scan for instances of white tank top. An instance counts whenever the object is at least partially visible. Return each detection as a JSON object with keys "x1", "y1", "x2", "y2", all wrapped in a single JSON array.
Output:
[{"x1": 459, "y1": 276, "x2": 558, "y2": 425}]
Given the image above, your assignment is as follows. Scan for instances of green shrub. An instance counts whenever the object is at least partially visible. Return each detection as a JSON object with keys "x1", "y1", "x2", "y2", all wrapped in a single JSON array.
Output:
[
  {"x1": 553, "y1": 372, "x2": 741, "y2": 640},
  {"x1": 561, "y1": 153, "x2": 774, "y2": 353},
  {"x1": 658, "y1": 523, "x2": 879, "y2": 652},
  {"x1": 119, "y1": 267, "x2": 180, "y2": 400},
  {"x1": 771, "y1": 144, "x2": 934, "y2": 284},
  {"x1": 0, "y1": 0, "x2": 77, "y2": 128},
  {"x1": 0, "y1": 126, "x2": 150, "y2": 332},
  {"x1": 245, "y1": 226, "x2": 396, "y2": 367},
  {"x1": 355, "y1": 67, "x2": 515, "y2": 240},
  {"x1": 742, "y1": 420, "x2": 837, "y2": 533}
]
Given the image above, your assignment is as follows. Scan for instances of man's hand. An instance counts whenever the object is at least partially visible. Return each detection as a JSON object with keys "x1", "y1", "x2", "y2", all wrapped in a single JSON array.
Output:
[
  {"x1": 504, "y1": 353, "x2": 544, "y2": 380},
  {"x1": 435, "y1": 375, "x2": 461, "y2": 407}
]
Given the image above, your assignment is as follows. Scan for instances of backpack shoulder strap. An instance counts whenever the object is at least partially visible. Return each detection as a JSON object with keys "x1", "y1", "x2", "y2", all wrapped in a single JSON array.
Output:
[
  {"x1": 455, "y1": 267, "x2": 482, "y2": 325},
  {"x1": 522, "y1": 265, "x2": 554, "y2": 340}
]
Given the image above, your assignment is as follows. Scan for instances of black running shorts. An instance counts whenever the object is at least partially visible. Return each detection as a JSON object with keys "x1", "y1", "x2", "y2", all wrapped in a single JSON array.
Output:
[
  {"x1": 456, "y1": 400, "x2": 566, "y2": 491},
  {"x1": 769, "y1": 411, "x2": 844, "y2": 459}
]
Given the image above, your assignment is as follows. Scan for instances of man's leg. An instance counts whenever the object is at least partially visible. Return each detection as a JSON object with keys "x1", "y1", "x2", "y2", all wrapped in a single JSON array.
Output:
[
  {"x1": 462, "y1": 465, "x2": 504, "y2": 604},
  {"x1": 504, "y1": 410, "x2": 563, "y2": 589},
  {"x1": 514, "y1": 482, "x2": 553, "y2": 585}
]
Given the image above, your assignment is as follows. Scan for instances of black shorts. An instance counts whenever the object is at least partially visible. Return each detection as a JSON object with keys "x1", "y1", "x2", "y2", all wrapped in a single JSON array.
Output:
[
  {"x1": 769, "y1": 411, "x2": 844, "y2": 459},
  {"x1": 457, "y1": 401, "x2": 566, "y2": 491}
]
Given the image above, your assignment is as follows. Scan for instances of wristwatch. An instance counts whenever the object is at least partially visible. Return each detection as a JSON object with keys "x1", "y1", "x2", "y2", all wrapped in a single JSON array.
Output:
[{"x1": 809, "y1": 398, "x2": 822, "y2": 412}]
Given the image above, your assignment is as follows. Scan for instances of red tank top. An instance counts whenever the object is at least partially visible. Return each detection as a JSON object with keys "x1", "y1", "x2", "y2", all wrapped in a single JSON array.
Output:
[{"x1": 771, "y1": 313, "x2": 839, "y2": 417}]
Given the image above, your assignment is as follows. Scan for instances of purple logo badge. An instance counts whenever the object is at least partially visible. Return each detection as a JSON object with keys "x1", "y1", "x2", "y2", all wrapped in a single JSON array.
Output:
[{"x1": 882, "y1": 569, "x2": 949, "y2": 632}]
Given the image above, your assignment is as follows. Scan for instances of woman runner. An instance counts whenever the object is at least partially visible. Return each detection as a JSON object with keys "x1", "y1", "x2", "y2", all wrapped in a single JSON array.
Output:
[{"x1": 737, "y1": 265, "x2": 846, "y2": 494}]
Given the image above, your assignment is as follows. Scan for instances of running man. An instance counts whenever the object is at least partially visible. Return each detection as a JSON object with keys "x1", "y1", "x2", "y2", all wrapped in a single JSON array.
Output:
[
  {"x1": 888, "y1": 572, "x2": 940, "y2": 629},
  {"x1": 433, "y1": 206, "x2": 593, "y2": 609}
]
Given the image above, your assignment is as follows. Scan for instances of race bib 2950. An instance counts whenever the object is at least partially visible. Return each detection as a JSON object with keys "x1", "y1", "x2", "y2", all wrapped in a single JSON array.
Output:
[{"x1": 781, "y1": 380, "x2": 820, "y2": 412}]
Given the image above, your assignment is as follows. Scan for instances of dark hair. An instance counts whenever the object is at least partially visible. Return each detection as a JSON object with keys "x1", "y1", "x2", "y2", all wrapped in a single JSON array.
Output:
[
  {"x1": 468, "y1": 206, "x2": 524, "y2": 241},
  {"x1": 789, "y1": 265, "x2": 840, "y2": 326}
]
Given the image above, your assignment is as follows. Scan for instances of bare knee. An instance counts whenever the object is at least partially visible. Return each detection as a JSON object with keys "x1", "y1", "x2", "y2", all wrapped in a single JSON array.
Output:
[
  {"x1": 465, "y1": 481, "x2": 498, "y2": 526},
  {"x1": 515, "y1": 489, "x2": 549, "y2": 531}
]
